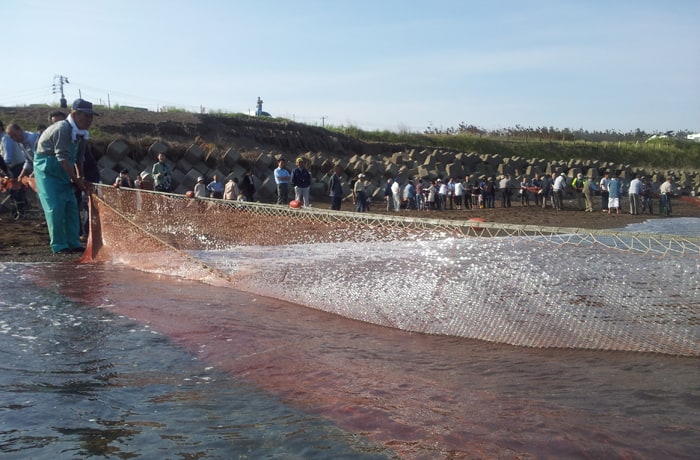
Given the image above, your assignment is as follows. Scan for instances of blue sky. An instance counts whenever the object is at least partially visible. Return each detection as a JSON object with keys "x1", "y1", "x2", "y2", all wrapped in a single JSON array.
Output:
[{"x1": 3, "y1": 0, "x2": 699, "y2": 133}]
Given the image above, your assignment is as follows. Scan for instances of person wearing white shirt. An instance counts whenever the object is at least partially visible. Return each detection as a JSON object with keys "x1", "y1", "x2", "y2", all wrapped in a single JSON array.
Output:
[
  {"x1": 437, "y1": 179, "x2": 448, "y2": 211},
  {"x1": 391, "y1": 178, "x2": 401, "y2": 211},
  {"x1": 628, "y1": 174, "x2": 642, "y2": 215},
  {"x1": 659, "y1": 177, "x2": 674, "y2": 215},
  {"x1": 454, "y1": 179, "x2": 464, "y2": 210},
  {"x1": 553, "y1": 173, "x2": 567, "y2": 211},
  {"x1": 599, "y1": 171, "x2": 611, "y2": 213}
]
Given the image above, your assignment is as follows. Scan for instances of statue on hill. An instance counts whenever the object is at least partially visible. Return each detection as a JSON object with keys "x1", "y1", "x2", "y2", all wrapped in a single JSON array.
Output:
[{"x1": 255, "y1": 97, "x2": 271, "y2": 117}]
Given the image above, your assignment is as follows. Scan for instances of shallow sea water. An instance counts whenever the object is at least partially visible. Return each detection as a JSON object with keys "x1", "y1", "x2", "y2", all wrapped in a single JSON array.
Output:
[
  {"x1": 1, "y1": 218, "x2": 699, "y2": 458},
  {"x1": 0, "y1": 267, "x2": 392, "y2": 459}
]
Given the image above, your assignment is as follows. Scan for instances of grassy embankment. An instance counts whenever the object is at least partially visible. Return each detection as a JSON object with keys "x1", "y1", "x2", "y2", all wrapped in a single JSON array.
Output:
[{"x1": 328, "y1": 125, "x2": 700, "y2": 172}]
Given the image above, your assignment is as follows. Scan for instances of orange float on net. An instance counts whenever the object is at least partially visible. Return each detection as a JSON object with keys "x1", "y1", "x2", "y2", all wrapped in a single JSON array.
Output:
[{"x1": 467, "y1": 217, "x2": 486, "y2": 232}]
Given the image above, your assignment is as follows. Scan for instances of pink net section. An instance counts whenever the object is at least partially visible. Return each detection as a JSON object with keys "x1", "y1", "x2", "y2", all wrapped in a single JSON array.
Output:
[{"x1": 84, "y1": 185, "x2": 700, "y2": 356}]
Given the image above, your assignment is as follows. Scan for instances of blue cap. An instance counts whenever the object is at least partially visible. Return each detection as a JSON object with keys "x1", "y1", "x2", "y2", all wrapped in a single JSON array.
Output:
[{"x1": 71, "y1": 98, "x2": 99, "y2": 116}]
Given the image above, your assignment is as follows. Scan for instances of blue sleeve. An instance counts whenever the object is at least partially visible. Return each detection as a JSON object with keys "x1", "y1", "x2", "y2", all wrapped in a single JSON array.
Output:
[{"x1": 1, "y1": 135, "x2": 16, "y2": 163}]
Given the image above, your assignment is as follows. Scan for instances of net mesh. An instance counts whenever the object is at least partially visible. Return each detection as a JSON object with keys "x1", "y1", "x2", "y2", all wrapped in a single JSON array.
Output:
[{"x1": 84, "y1": 185, "x2": 700, "y2": 356}]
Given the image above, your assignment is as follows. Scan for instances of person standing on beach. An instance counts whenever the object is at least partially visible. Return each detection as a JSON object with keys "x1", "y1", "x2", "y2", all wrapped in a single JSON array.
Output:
[
  {"x1": 485, "y1": 177, "x2": 497, "y2": 209},
  {"x1": 640, "y1": 177, "x2": 653, "y2": 214},
  {"x1": 499, "y1": 175, "x2": 512, "y2": 208},
  {"x1": 34, "y1": 98, "x2": 95, "y2": 254},
  {"x1": 599, "y1": 171, "x2": 610, "y2": 213},
  {"x1": 291, "y1": 157, "x2": 311, "y2": 207},
  {"x1": 571, "y1": 173, "x2": 586, "y2": 210},
  {"x1": 463, "y1": 175, "x2": 472, "y2": 209},
  {"x1": 4, "y1": 123, "x2": 39, "y2": 216},
  {"x1": 391, "y1": 178, "x2": 401, "y2": 211},
  {"x1": 538, "y1": 174, "x2": 554, "y2": 209},
  {"x1": 206, "y1": 175, "x2": 224, "y2": 198},
  {"x1": 328, "y1": 165, "x2": 343, "y2": 210},
  {"x1": 152, "y1": 153, "x2": 171, "y2": 192},
  {"x1": 582, "y1": 175, "x2": 593, "y2": 212},
  {"x1": 415, "y1": 178, "x2": 425, "y2": 210},
  {"x1": 552, "y1": 173, "x2": 566, "y2": 211},
  {"x1": 530, "y1": 173, "x2": 541, "y2": 207},
  {"x1": 353, "y1": 173, "x2": 367, "y2": 212},
  {"x1": 241, "y1": 169, "x2": 256, "y2": 202},
  {"x1": 607, "y1": 173, "x2": 622, "y2": 214},
  {"x1": 628, "y1": 174, "x2": 642, "y2": 215},
  {"x1": 384, "y1": 178, "x2": 393, "y2": 211},
  {"x1": 519, "y1": 176, "x2": 530, "y2": 207},
  {"x1": 404, "y1": 180, "x2": 417, "y2": 210},
  {"x1": 6, "y1": 123, "x2": 40, "y2": 182},
  {"x1": 437, "y1": 179, "x2": 447, "y2": 211},
  {"x1": 659, "y1": 176, "x2": 674, "y2": 215},
  {"x1": 427, "y1": 180, "x2": 437, "y2": 210},
  {"x1": 273, "y1": 158, "x2": 291, "y2": 205},
  {"x1": 223, "y1": 176, "x2": 239, "y2": 200},
  {"x1": 454, "y1": 177, "x2": 464, "y2": 209},
  {"x1": 447, "y1": 177, "x2": 456, "y2": 210},
  {"x1": 1, "y1": 122, "x2": 26, "y2": 180},
  {"x1": 194, "y1": 176, "x2": 207, "y2": 198}
]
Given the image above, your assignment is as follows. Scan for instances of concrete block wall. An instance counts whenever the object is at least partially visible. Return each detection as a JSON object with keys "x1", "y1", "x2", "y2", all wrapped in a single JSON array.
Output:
[{"x1": 94, "y1": 139, "x2": 700, "y2": 200}]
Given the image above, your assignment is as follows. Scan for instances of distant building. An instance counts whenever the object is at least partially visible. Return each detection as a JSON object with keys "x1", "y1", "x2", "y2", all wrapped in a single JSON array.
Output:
[
  {"x1": 646, "y1": 131, "x2": 674, "y2": 142},
  {"x1": 687, "y1": 133, "x2": 700, "y2": 142}
]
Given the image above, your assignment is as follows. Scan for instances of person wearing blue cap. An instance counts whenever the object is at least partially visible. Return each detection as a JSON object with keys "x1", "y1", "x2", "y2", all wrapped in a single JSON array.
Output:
[{"x1": 34, "y1": 98, "x2": 98, "y2": 254}]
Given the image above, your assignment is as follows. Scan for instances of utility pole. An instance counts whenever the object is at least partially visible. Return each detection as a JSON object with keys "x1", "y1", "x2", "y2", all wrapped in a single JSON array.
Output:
[
  {"x1": 321, "y1": 115, "x2": 327, "y2": 128},
  {"x1": 52, "y1": 74, "x2": 69, "y2": 108}
]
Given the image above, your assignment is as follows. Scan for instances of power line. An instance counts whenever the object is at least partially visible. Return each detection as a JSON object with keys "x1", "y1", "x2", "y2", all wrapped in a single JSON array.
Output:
[{"x1": 52, "y1": 75, "x2": 69, "y2": 108}]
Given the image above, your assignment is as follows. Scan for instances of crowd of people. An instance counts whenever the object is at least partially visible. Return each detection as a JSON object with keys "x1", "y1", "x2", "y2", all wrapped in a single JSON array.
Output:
[
  {"x1": 78, "y1": 122, "x2": 677, "y2": 219},
  {"x1": 117, "y1": 152, "x2": 679, "y2": 218},
  {"x1": 2, "y1": 102, "x2": 680, "y2": 256},
  {"x1": 350, "y1": 172, "x2": 676, "y2": 216}
]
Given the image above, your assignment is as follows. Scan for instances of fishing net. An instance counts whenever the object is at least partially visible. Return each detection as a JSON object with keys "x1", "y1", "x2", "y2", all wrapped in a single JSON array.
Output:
[{"x1": 84, "y1": 185, "x2": 700, "y2": 356}]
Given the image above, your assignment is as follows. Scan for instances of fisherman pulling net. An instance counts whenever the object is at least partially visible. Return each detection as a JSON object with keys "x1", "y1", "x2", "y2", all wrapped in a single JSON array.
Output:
[{"x1": 83, "y1": 185, "x2": 700, "y2": 356}]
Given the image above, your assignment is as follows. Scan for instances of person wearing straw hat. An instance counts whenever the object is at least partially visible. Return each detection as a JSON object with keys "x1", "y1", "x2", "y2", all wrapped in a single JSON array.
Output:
[{"x1": 194, "y1": 176, "x2": 207, "y2": 198}]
